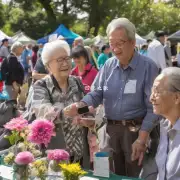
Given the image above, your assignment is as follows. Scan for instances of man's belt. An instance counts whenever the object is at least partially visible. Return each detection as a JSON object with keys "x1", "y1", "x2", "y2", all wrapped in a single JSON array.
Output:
[{"x1": 107, "y1": 117, "x2": 144, "y2": 126}]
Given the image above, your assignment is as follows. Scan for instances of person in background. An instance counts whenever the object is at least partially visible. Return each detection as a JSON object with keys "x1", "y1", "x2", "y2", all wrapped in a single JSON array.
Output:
[
  {"x1": 32, "y1": 45, "x2": 39, "y2": 69},
  {"x1": 84, "y1": 46, "x2": 98, "y2": 69},
  {"x1": 150, "y1": 67, "x2": 180, "y2": 180},
  {"x1": 0, "y1": 39, "x2": 9, "y2": 94},
  {"x1": 140, "y1": 44, "x2": 148, "y2": 56},
  {"x1": 147, "y1": 39, "x2": 152, "y2": 46},
  {"x1": 97, "y1": 44, "x2": 111, "y2": 69},
  {"x1": 91, "y1": 44, "x2": 100, "y2": 60},
  {"x1": 21, "y1": 44, "x2": 31, "y2": 81},
  {"x1": 147, "y1": 31, "x2": 167, "y2": 72},
  {"x1": 5, "y1": 42, "x2": 24, "y2": 100},
  {"x1": 164, "y1": 40, "x2": 172, "y2": 67},
  {"x1": 71, "y1": 45, "x2": 98, "y2": 94},
  {"x1": 32, "y1": 58, "x2": 48, "y2": 81},
  {"x1": 70, "y1": 45, "x2": 98, "y2": 166},
  {"x1": 37, "y1": 44, "x2": 43, "y2": 59},
  {"x1": 73, "y1": 36, "x2": 84, "y2": 47},
  {"x1": 25, "y1": 57, "x2": 48, "y2": 110},
  {"x1": 0, "y1": 38, "x2": 9, "y2": 58}
]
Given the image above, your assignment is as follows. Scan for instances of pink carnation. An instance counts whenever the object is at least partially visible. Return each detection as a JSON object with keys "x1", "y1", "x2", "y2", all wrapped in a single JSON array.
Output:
[
  {"x1": 47, "y1": 149, "x2": 70, "y2": 162},
  {"x1": 15, "y1": 151, "x2": 34, "y2": 165},
  {"x1": 4, "y1": 117, "x2": 28, "y2": 131},
  {"x1": 28, "y1": 119, "x2": 55, "y2": 147}
]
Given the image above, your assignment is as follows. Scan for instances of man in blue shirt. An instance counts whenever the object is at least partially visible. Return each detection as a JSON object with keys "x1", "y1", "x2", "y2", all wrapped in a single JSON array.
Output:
[{"x1": 63, "y1": 18, "x2": 160, "y2": 177}]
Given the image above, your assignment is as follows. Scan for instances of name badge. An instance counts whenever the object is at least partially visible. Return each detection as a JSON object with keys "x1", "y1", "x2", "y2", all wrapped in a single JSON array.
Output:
[
  {"x1": 93, "y1": 152, "x2": 109, "y2": 178},
  {"x1": 124, "y1": 80, "x2": 137, "y2": 94}
]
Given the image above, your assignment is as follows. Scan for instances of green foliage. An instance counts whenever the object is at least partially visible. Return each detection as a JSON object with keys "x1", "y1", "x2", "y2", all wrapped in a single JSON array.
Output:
[
  {"x1": 71, "y1": 20, "x2": 88, "y2": 38},
  {"x1": 5, "y1": 131, "x2": 22, "y2": 145},
  {"x1": 0, "y1": 0, "x2": 179, "y2": 39}
]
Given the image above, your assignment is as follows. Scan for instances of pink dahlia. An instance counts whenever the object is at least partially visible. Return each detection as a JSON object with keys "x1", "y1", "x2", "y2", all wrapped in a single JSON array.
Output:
[
  {"x1": 4, "y1": 117, "x2": 28, "y2": 131},
  {"x1": 47, "y1": 149, "x2": 70, "y2": 162},
  {"x1": 28, "y1": 119, "x2": 55, "y2": 147},
  {"x1": 15, "y1": 151, "x2": 34, "y2": 165}
]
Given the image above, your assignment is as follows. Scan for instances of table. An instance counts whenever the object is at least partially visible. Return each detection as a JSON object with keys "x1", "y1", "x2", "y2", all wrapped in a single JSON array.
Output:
[
  {"x1": 86, "y1": 171, "x2": 142, "y2": 180},
  {"x1": 0, "y1": 156, "x2": 142, "y2": 180}
]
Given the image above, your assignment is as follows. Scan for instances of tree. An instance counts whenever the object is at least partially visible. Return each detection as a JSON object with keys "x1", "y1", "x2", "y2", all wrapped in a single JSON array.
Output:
[
  {"x1": 1, "y1": 0, "x2": 180, "y2": 39},
  {"x1": 0, "y1": 0, "x2": 5, "y2": 27}
]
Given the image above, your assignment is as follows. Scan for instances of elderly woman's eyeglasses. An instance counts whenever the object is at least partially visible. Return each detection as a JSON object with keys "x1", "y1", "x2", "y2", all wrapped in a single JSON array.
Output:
[{"x1": 51, "y1": 56, "x2": 71, "y2": 64}]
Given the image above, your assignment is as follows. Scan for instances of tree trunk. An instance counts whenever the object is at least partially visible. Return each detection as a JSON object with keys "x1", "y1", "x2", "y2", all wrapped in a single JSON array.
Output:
[
  {"x1": 93, "y1": 23, "x2": 100, "y2": 36},
  {"x1": 37, "y1": 0, "x2": 57, "y2": 27}
]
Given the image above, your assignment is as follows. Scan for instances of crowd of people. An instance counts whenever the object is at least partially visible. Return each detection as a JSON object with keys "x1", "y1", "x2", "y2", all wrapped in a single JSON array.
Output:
[{"x1": 0, "y1": 17, "x2": 180, "y2": 180}]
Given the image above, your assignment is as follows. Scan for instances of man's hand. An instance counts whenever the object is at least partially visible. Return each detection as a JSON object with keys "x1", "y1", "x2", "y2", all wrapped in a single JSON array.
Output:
[{"x1": 131, "y1": 139, "x2": 147, "y2": 166}]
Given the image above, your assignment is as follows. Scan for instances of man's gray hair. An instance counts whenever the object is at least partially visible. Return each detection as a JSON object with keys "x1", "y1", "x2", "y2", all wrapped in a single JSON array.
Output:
[
  {"x1": 11, "y1": 42, "x2": 23, "y2": 53},
  {"x1": 162, "y1": 67, "x2": 180, "y2": 92},
  {"x1": 106, "y1": 18, "x2": 136, "y2": 40}
]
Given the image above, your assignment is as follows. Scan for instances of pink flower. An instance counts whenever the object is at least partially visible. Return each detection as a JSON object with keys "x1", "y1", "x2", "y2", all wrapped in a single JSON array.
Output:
[
  {"x1": 28, "y1": 119, "x2": 55, "y2": 147},
  {"x1": 47, "y1": 149, "x2": 70, "y2": 162},
  {"x1": 4, "y1": 117, "x2": 28, "y2": 131},
  {"x1": 15, "y1": 151, "x2": 34, "y2": 165}
]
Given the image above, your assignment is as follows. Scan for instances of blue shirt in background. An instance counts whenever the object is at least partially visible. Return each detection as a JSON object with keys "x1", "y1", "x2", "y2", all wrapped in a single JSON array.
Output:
[
  {"x1": 82, "y1": 51, "x2": 160, "y2": 132},
  {"x1": 139, "y1": 49, "x2": 148, "y2": 56},
  {"x1": 21, "y1": 49, "x2": 30, "y2": 70}
]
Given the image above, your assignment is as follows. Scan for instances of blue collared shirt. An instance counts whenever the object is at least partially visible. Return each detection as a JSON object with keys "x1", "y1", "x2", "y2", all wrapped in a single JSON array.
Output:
[
  {"x1": 82, "y1": 51, "x2": 160, "y2": 131},
  {"x1": 156, "y1": 119, "x2": 180, "y2": 180}
]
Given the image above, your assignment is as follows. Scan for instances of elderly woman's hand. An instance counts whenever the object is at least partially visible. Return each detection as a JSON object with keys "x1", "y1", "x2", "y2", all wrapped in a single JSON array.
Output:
[
  {"x1": 63, "y1": 103, "x2": 79, "y2": 117},
  {"x1": 79, "y1": 118, "x2": 95, "y2": 129}
]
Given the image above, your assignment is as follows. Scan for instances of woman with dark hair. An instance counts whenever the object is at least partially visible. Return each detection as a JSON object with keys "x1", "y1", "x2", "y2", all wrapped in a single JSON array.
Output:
[
  {"x1": 70, "y1": 45, "x2": 98, "y2": 166},
  {"x1": 71, "y1": 45, "x2": 98, "y2": 94}
]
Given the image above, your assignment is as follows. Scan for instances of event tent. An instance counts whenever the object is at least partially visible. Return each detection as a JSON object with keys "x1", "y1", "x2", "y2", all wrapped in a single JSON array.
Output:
[
  {"x1": 143, "y1": 31, "x2": 155, "y2": 40},
  {"x1": 135, "y1": 34, "x2": 146, "y2": 45},
  {"x1": 0, "y1": 30, "x2": 11, "y2": 41},
  {"x1": 37, "y1": 24, "x2": 79, "y2": 45},
  {"x1": 84, "y1": 34, "x2": 146, "y2": 46},
  {"x1": 84, "y1": 35, "x2": 107, "y2": 47},
  {"x1": 11, "y1": 32, "x2": 36, "y2": 44},
  {"x1": 168, "y1": 30, "x2": 180, "y2": 42}
]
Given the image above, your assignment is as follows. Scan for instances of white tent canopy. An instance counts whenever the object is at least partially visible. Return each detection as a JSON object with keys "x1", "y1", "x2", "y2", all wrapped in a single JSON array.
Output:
[
  {"x1": 0, "y1": 30, "x2": 11, "y2": 41},
  {"x1": 11, "y1": 32, "x2": 36, "y2": 44},
  {"x1": 84, "y1": 34, "x2": 146, "y2": 47},
  {"x1": 136, "y1": 33, "x2": 146, "y2": 45}
]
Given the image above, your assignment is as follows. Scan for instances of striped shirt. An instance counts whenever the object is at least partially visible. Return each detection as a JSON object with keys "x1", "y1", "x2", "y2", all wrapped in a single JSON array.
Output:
[{"x1": 31, "y1": 74, "x2": 84, "y2": 160}]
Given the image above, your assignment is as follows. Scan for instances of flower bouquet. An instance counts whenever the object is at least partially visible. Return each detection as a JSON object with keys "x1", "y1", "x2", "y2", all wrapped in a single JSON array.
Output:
[
  {"x1": 1, "y1": 117, "x2": 88, "y2": 180},
  {"x1": 60, "y1": 163, "x2": 87, "y2": 180},
  {"x1": 30, "y1": 158, "x2": 48, "y2": 180},
  {"x1": 28, "y1": 119, "x2": 56, "y2": 157},
  {"x1": 13, "y1": 151, "x2": 34, "y2": 180},
  {"x1": 47, "y1": 149, "x2": 69, "y2": 172},
  {"x1": 2, "y1": 117, "x2": 55, "y2": 179}
]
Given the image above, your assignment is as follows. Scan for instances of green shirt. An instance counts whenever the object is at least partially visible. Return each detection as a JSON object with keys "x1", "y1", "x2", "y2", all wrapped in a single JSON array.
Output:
[{"x1": 97, "y1": 53, "x2": 109, "y2": 69}]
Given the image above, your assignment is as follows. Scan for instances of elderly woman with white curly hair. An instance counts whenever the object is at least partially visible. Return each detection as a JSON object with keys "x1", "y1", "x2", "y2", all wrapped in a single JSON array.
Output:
[
  {"x1": 30, "y1": 40, "x2": 91, "y2": 166},
  {"x1": 3, "y1": 42, "x2": 24, "y2": 100},
  {"x1": 150, "y1": 67, "x2": 180, "y2": 180}
]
